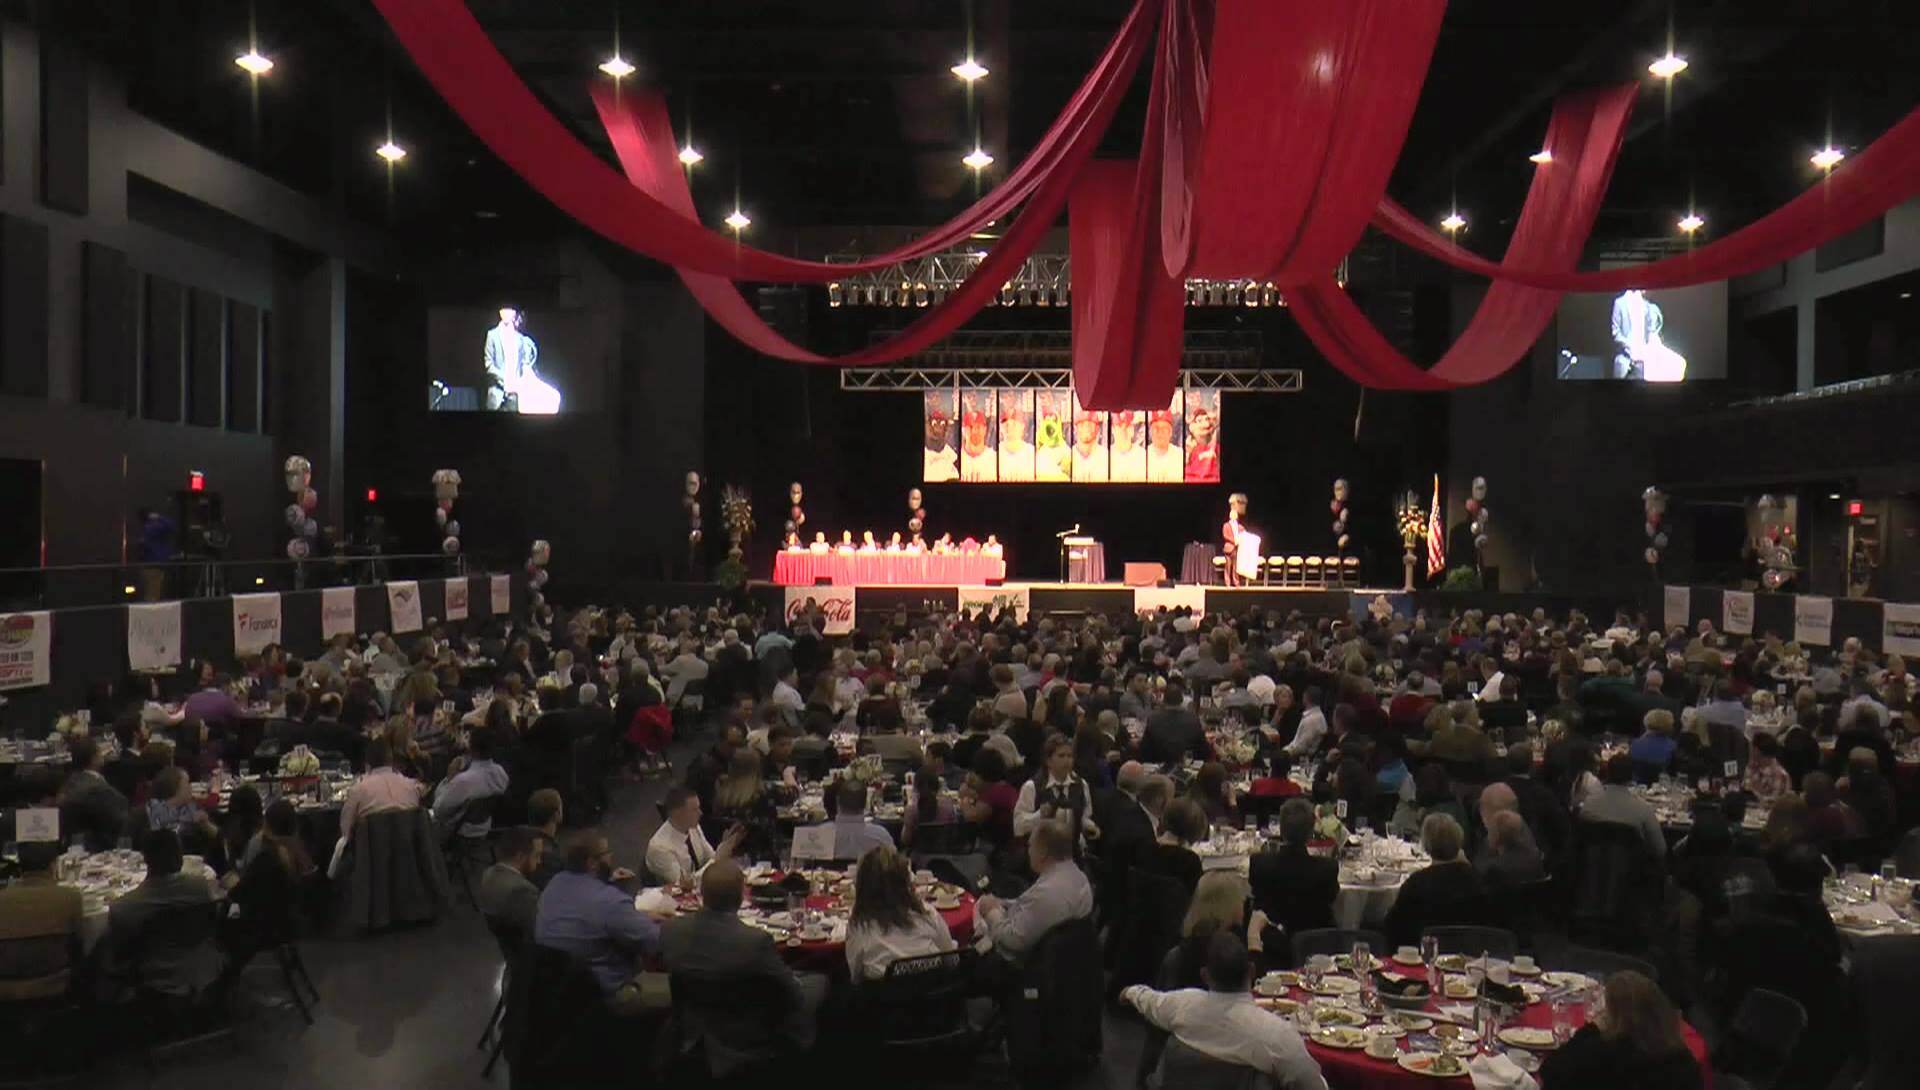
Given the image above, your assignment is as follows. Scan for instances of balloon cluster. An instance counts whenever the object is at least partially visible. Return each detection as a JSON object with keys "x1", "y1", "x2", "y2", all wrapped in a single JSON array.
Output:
[
  {"x1": 1328, "y1": 479, "x2": 1351, "y2": 553},
  {"x1": 784, "y1": 481, "x2": 806, "y2": 547},
  {"x1": 1642, "y1": 486, "x2": 1669, "y2": 568},
  {"x1": 907, "y1": 487, "x2": 927, "y2": 547},
  {"x1": 1755, "y1": 494, "x2": 1797, "y2": 591},
  {"x1": 432, "y1": 469, "x2": 463, "y2": 555},
  {"x1": 1466, "y1": 477, "x2": 1492, "y2": 553},
  {"x1": 525, "y1": 539, "x2": 552, "y2": 612},
  {"x1": 684, "y1": 472, "x2": 703, "y2": 547},
  {"x1": 281, "y1": 456, "x2": 318, "y2": 559}
]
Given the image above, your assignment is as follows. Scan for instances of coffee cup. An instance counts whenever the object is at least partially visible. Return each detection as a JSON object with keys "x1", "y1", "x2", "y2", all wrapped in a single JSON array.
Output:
[
  {"x1": 1488, "y1": 964, "x2": 1511, "y2": 985},
  {"x1": 1306, "y1": 954, "x2": 1335, "y2": 975},
  {"x1": 1364, "y1": 1034, "x2": 1399, "y2": 1059},
  {"x1": 1396, "y1": 946, "x2": 1419, "y2": 962},
  {"x1": 1513, "y1": 955, "x2": 1537, "y2": 972}
]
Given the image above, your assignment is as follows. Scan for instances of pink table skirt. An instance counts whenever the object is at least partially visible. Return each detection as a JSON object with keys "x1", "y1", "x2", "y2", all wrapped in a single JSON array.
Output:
[{"x1": 773, "y1": 551, "x2": 1006, "y2": 586}]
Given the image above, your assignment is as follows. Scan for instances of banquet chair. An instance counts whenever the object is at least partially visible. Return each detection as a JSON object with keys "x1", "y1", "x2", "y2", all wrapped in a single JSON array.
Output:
[
  {"x1": 666, "y1": 972, "x2": 798, "y2": 1082},
  {"x1": 854, "y1": 950, "x2": 980, "y2": 1066},
  {"x1": 1422, "y1": 925, "x2": 1518, "y2": 962},
  {"x1": 1544, "y1": 944, "x2": 1656, "y2": 985},
  {"x1": 344, "y1": 808, "x2": 450, "y2": 932},
  {"x1": 1711, "y1": 987, "x2": 1807, "y2": 1090},
  {"x1": 1565, "y1": 819, "x2": 1664, "y2": 950},
  {"x1": 502, "y1": 944, "x2": 623, "y2": 1088},
  {"x1": 477, "y1": 914, "x2": 526, "y2": 1077},
  {"x1": 1210, "y1": 555, "x2": 1228, "y2": 585},
  {"x1": 1115, "y1": 867, "x2": 1191, "y2": 989},
  {"x1": 1004, "y1": 917, "x2": 1103, "y2": 1084},
  {"x1": 1152, "y1": 1037, "x2": 1262, "y2": 1090},
  {"x1": 1302, "y1": 557, "x2": 1324, "y2": 588},
  {"x1": 1847, "y1": 934, "x2": 1920, "y2": 1090},
  {"x1": 1282, "y1": 556, "x2": 1305, "y2": 587},
  {"x1": 1340, "y1": 556, "x2": 1360, "y2": 587},
  {"x1": 1893, "y1": 828, "x2": 1920, "y2": 878},
  {"x1": 1289, "y1": 928, "x2": 1387, "y2": 968},
  {"x1": 442, "y1": 794, "x2": 501, "y2": 906}
]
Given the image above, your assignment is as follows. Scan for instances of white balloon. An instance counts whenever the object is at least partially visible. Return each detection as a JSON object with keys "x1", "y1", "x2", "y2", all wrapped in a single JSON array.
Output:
[{"x1": 446, "y1": 520, "x2": 461, "y2": 538}]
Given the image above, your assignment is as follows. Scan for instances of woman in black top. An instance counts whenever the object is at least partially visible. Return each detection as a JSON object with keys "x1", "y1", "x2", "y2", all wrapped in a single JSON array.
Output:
[
  {"x1": 1134, "y1": 797, "x2": 1208, "y2": 894},
  {"x1": 1540, "y1": 970, "x2": 1703, "y2": 1090}
]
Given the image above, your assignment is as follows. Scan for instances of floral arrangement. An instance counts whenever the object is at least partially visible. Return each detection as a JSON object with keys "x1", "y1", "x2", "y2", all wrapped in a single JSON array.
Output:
[
  {"x1": 1218, "y1": 737, "x2": 1259, "y2": 767},
  {"x1": 278, "y1": 743, "x2": 320, "y2": 777},
  {"x1": 721, "y1": 485, "x2": 754, "y2": 561},
  {"x1": 844, "y1": 754, "x2": 885, "y2": 785},
  {"x1": 1313, "y1": 803, "x2": 1349, "y2": 845},
  {"x1": 1396, "y1": 491, "x2": 1425, "y2": 545}
]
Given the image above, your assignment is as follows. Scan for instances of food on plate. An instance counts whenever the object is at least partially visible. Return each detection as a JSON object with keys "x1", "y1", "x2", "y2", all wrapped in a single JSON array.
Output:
[
  {"x1": 1388, "y1": 1012, "x2": 1435, "y2": 1031},
  {"x1": 1442, "y1": 976, "x2": 1478, "y2": 999},
  {"x1": 1399, "y1": 1051, "x2": 1467, "y2": 1077},
  {"x1": 1310, "y1": 1026, "x2": 1368, "y2": 1049},
  {"x1": 1310, "y1": 976, "x2": 1364, "y2": 995},
  {"x1": 1498, "y1": 1026, "x2": 1558, "y2": 1049},
  {"x1": 1253, "y1": 996, "x2": 1299, "y2": 1015},
  {"x1": 1541, "y1": 971, "x2": 1594, "y2": 990},
  {"x1": 1312, "y1": 1006, "x2": 1368, "y2": 1028},
  {"x1": 1431, "y1": 1023, "x2": 1477, "y2": 1041},
  {"x1": 1433, "y1": 953, "x2": 1469, "y2": 972}
]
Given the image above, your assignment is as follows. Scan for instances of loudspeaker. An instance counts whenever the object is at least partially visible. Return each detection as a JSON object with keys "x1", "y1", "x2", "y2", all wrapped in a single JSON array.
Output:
[
  {"x1": 814, "y1": 577, "x2": 832, "y2": 587},
  {"x1": 1157, "y1": 578, "x2": 1176, "y2": 588},
  {"x1": 985, "y1": 577, "x2": 1005, "y2": 587}
]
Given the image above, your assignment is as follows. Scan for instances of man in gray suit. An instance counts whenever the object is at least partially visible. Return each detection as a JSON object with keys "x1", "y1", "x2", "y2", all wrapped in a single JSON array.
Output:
[{"x1": 660, "y1": 860, "x2": 827, "y2": 1076}]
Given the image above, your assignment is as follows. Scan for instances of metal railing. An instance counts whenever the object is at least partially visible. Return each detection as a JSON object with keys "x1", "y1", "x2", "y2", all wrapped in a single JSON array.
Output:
[{"x1": 0, "y1": 552, "x2": 488, "y2": 612}]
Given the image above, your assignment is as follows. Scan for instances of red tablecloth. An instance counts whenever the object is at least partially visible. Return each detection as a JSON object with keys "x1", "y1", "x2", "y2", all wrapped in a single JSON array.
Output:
[
  {"x1": 772, "y1": 551, "x2": 1007, "y2": 586},
  {"x1": 1271, "y1": 975, "x2": 1707, "y2": 1090},
  {"x1": 671, "y1": 880, "x2": 975, "y2": 973}
]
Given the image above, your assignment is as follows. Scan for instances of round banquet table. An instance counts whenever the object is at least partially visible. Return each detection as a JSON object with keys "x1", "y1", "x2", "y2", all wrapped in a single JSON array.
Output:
[
  {"x1": 1260, "y1": 971, "x2": 1708, "y2": 1090},
  {"x1": 664, "y1": 873, "x2": 975, "y2": 974},
  {"x1": 772, "y1": 550, "x2": 1007, "y2": 587}
]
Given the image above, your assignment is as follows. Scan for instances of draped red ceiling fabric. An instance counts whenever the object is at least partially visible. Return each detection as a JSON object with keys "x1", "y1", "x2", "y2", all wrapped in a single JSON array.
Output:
[
  {"x1": 370, "y1": 0, "x2": 1152, "y2": 283},
  {"x1": 1167, "y1": 0, "x2": 1445, "y2": 281},
  {"x1": 1370, "y1": 105, "x2": 1920, "y2": 292},
  {"x1": 1068, "y1": 0, "x2": 1192, "y2": 410},
  {"x1": 1290, "y1": 84, "x2": 1639, "y2": 391}
]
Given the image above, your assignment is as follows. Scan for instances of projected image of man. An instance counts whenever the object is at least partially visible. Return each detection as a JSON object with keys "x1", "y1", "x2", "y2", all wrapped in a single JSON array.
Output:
[{"x1": 1610, "y1": 290, "x2": 1687, "y2": 383}]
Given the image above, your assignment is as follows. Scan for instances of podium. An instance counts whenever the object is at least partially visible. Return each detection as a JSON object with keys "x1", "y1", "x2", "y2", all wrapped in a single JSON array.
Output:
[{"x1": 1061, "y1": 536, "x2": 1105, "y2": 583}]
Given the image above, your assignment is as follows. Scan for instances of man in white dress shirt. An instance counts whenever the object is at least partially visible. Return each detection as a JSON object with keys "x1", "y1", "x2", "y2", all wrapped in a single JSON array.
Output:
[
  {"x1": 645, "y1": 785, "x2": 745, "y2": 885},
  {"x1": 1123, "y1": 932, "x2": 1329, "y2": 1089}
]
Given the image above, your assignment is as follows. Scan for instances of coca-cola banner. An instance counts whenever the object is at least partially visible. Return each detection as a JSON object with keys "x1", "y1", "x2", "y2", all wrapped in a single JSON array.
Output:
[
  {"x1": 958, "y1": 585, "x2": 1029, "y2": 622},
  {"x1": 784, "y1": 586, "x2": 856, "y2": 636},
  {"x1": 1132, "y1": 585, "x2": 1206, "y2": 617}
]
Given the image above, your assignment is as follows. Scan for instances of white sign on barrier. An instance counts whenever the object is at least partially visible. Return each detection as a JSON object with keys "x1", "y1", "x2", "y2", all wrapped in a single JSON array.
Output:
[
  {"x1": 127, "y1": 602, "x2": 182, "y2": 672},
  {"x1": 1885, "y1": 602, "x2": 1920, "y2": 657},
  {"x1": 231, "y1": 594, "x2": 282, "y2": 656},
  {"x1": 1792, "y1": 595, "x2": 1833, "y2": 647},
  {"x1": 1722, "y1": 590, "x2": 1754, "y2": 636},
  {"x1": 1663, "y1": 586, "x2": 1690, "y2": 630},
  {"x1": 321, "y1": 586, "x2": 357, "y2": 639},
  {"x1": 387, "y1": 581, "x2": 423, "y2": 634},
  {"x1": 784, "y1": 586, "x2": 855, "y2": 635}
]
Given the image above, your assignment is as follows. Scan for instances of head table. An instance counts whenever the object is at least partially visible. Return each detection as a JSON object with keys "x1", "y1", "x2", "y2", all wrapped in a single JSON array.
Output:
[{"x1": 772, "y1": 550, "x2": 1005, "y2": 587}]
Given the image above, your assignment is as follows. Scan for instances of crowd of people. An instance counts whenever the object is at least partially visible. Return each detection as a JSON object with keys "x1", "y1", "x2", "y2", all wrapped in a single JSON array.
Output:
[{"x1": 9, "y1": 596, "x2": 1918, "y2": 1087}]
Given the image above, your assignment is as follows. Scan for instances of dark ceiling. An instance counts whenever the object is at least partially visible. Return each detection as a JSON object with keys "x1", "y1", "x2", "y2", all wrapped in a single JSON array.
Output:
[{"x1": 31, "y1": 0, "x2": 1920, "y2": 271}]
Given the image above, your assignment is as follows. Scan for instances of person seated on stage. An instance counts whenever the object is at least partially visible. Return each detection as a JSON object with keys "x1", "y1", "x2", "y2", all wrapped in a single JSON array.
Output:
[
  {"x1": 1122, "y1": 932, "x2": 1329, "y2": 1090},
  {"x1": 784, "y1": 534, "x2": 803, "y2": 551},
  {"x1": 836, "y1": 532, "x2": 855, "y2": 554},
  {"x1": 975, "y1": 820, "x2": 1093, "y2": 965},
  {"x1": 983, "y1": 535, "x2": 1004, "y2": 558},
  {"x1": 885, "y1": 532, "x2": 903, "y2": 552},
  {"x1": 809, "y1": 532, "x2": 830, "y2": 554},
  {"x1": 858, "y1": 531, "x2": 880, "y2": 553}
]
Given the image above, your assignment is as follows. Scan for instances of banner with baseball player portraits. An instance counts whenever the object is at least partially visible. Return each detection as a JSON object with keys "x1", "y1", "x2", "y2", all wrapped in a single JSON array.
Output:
[{"x1": 934, "y1": 385, "x2": 1219, "y2": 484}]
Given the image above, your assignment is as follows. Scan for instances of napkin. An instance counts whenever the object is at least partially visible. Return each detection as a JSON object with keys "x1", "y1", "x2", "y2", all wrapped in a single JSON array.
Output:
[
  {"x1": 1436, "y1": 1003, "x2": 1477, "y2": 1024},
  {"x1": 1468, "y1": 1053, "x2": 1538, "y2": 1090},
  {"x1": 634, "y1": 888, "x2": 679, "y2": 915}
]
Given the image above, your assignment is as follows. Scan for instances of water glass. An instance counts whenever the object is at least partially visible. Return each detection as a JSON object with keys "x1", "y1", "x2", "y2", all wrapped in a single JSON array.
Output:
[
  {"x1": 1550, "y1": 994, "x2": 1573, "y2": 1044},
  {"x1": 1352, "y1": 941, "x2": 1372, "y2": 980},
  {"x1": 1420, "y1": 935, "x2": 1440, "y2": 989}
]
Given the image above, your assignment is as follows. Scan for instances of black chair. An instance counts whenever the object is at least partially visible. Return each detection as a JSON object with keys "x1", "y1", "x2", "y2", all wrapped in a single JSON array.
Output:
[
  {"x1": 1153, "y1": 1037, "x2": 1262, "y2": 1090},
  {"x1": 119, "y1": 901, "x2": 230, "y2": 1060},
  {"x1": 502, "y1": 944, "x2": 623, "y2": 1088},
  {"x1": 1495, "y1": 878, "x2": 1562, "y2": 954},
  {"x1": 666, "y1": 972, "x2": 798, "y2": 1082},
  {"x1": 1824, "y1": 836, "x2": 1880, "y2": 873},
  {"x1": 1711, "y1": 987, "x2": 1808, "y2": 1090},
  {"x1": 851, "y1": 950, "x2": 980, "y2": 1065},
  {"x1": 1894, "y1": 828, "x2": 1920, "y2": 879},
  {"x1": 442, "y1": 793, "x2": 502, "y2": 905},
  {"x1": 1566, "y1": 819, "x2": 1664, "y2": 949},
  {"x1": 478, "y1": 915, "x2": 526, "y2": 1077},
  {"x1": 1423, "y1": 925, "x2": 1518, "y2": 961},
  {"x1": 1115, "y1": 867, "x2": 1190, "y2": 989},
  {"x1": 1545, "y1": 943, "x2": 1657, "y2": 984},
  {"x1": 905, "y1": 821, "x2": 967, "y2": 856},
  {"x1": 1289, "y1": 928, "x2": 1387, "y2": 967},
  {"x1": 1004, "y1": 917, "x2": 1102, "y2": 1084},
  {"x1": 1848, "y1": 934, "x2": 1920, "y2": 1090}
]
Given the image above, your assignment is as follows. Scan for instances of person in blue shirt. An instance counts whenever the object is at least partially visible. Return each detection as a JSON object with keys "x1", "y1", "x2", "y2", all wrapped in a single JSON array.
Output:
[
  {"x1": 1628, "y1": 709, "x2": 1678, "y2": 780},
  {"x1": 533, "y1": 829, "x2": 664, "y2": 1016}
]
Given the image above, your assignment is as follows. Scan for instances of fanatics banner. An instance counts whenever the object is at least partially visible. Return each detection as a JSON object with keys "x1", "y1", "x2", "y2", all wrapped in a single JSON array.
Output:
[
  {"x1": 386, "y1": 581, "x2": 424, "y2": 634},
  {"x1": 232, "y1": 594, "x2": 282, "y2": 656},
  {"x1": 0, "y1": 611, "x2": 52, "y2": 690},
  {"x1": 321, "y1": 586, "x2": 357, "y2": 640},
  {"x1": 126, "y1": 602, "x2": 182, "y2": 672}
]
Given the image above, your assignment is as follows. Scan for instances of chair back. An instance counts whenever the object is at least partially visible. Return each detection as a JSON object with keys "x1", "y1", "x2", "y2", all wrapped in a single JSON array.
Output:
[
  {"x1": 505, "y1": 944, "x2": 615, "y2": 1082},
  {"x1": 1290, "y1": 927, "x2": 1388, "y2": 967},
  {"x1": 1547, "y1": 943, "x2": 1656, "y2": 984},
  {"x1": 1004, "y1": 916, "x2": 1102, "y2": 1079},
  {"x1": 121, "y1": 900, "x2": 218, "y2": 992},
  {"x1": 909, "y1": 821, "x2": 966, "y2": 855},
  {"x1": 446, "y1": 792, "x2": 500, "y2": 840},
  {"x1": 1894, "y1": 828, "x2": 1920, "y2": 879},
  {"x1": 1116, "y1": 867, "x2": 1190, "y2": 987},
  {"x1": 668, "y1": 971, "x2": 796, "y2": 1077},
  {"x1": 1495, "y1": 877, "x2": 1560, "y2": 951},
  {"x1": 1567, "y1": 819, "x2": 1663, "y2": 946},
  {"x1": 858, "y1": 950, "x2": 976, "y2": 1055},
  {"x1": 1157, "y1": 1037, "x2": 1262, "y2": 1089},
  {"x1": 1422, "y1": 925, "x2": 1518, "y2": 961},
  {"x1": 483, "y1": 912, "x2": 527, "y2": 965},
  {"x1": 346, "y1": 807, "x2": 451, "y2": 930},
  {"x1": 1729, "y1": 986, "x2": 1808, "y2": 1066}
]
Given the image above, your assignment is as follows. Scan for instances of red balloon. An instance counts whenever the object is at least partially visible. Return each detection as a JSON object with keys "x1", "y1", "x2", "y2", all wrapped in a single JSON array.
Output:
[{"x1": 1464, "y1": 498, "x2": 1480, "y2": 515}]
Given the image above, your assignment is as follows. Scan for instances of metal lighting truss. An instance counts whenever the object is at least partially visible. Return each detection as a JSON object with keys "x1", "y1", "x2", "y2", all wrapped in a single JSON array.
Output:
[
  {"x1": 839, "y1": 331, "x2": 1302, "y2": 393},
  {"x1": 822, "y1": 252, "x2": 1346, "y2": 308}
]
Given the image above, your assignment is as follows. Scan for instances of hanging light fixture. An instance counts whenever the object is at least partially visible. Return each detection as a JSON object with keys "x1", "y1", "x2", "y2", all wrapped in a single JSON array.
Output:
[
  {"x1": 724, "y1": 209, "x2": 751, "y2": 231},
  {"x1": 376, "y1": 140, "x2": 407, "y2": 163},
  {"x1": 963, "y1": 146, "x2": 995, "y2": 171},
  {"x1": 1648, "y1": 52, "x2": 1688, "y2": 79},
  {"x1": 1677, "y1": 211, "x2": 1705, "y2": 233},
  {"x1": 1809, "y1": 146, "x2": 1845, "y2": 171},
  {"x1": 598, "y1": 55, "x2": 635, "y2": 79},
  {"x1": 1440, "y1": 211, "x2": 1466, "y2": 233},
  {"x1": 678, "y1": 145, "x2": 704, "y2": 167},
  {"x1": 951, "y1": 57, "x2": 989, "y2": 82},
  {"x1": 1528, "y1": 149, "x2": 1553, "y2": 165},
  {"x1": 235, "y1": 50, "x2": 274, "y2": 76}
]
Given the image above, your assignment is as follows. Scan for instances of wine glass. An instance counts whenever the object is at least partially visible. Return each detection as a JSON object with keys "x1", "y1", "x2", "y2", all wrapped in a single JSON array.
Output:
[{"x1": 1351, "y1": 940, "x2": 1372, "y2": 981}]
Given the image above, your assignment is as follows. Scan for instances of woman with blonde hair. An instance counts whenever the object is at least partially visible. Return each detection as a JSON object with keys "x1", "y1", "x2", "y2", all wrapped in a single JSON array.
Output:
[
  {"x1": 1166, "y1": 871, "x2": 1263, "y2": 988},
  {"x1": 1538, "y1": 970, "x2": 1701, "y2": 1089}
]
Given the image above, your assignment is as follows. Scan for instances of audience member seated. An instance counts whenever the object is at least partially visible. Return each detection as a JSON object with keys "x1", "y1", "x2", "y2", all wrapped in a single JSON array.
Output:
[
  {"x1": 1134, "y1": 797, "x2": 1208, "y2": 894},
  {"x1": 218, "y1": 798, "x2": 310, "y2": 965},
  {"x1": 1383, "y1": 813, "x2": 1483, "y2": 947},
  {"x1": 1250, "y1": 799, "x2": 1339, "y2": 942},
  {"x1": 1141, "y1": 680, "x2": 1209, "y2": 764},
  {"x1": 813, "y1": 780, "x2": 896, "y2": 861},
  {"x1": 104, "y1": 829, "x2": 221, "y2": 998},
  {"x1": 1537, "y1": 970, "x2": 1703, "y2": 1090},
  {"x1": 1121, "y1": 932, "x2": 1329, "y2": 1090},
  {"x1": 1578, "y1": 754, "x2": 1668, "y2": 861},
  {"x1": 534, "y1": 829, "x2": 662, "y2": 1016},
  {"x1": 431, "y1": 727, "x2": 510, "y2": 838},
  {"x1": 1630, "y1": 709, "x2": 1679, "y2": 780},
  {"x1": 1800, "y1": 771, "x2": 1865, "y2": 855},
  {"x1": 1478, "y1": 811, "x2": 1546, "y2": 887},
  {"x1": 646, "y1": 785, "x2": 745, "y2": 885},
  {"x1": 479, "y1": 826, "x2": 546, "y2": 937},
  {"x1": 1742, "y1": 732, "x2": 1791, "y2": 803},
  {"x1": 1390, "y1": 762, "x2": 1467, "y2": 840},
  {"x1": 1164, "y1": 872, "x2": 1263, "y2": 989},
  {"x1": 55, "y1": 736, "x2": 129, "y2": 850},
  {"x1": 957, "y1": 750, "x2": 1020, "y2": 850},
  {"x1": 975, "y1": 821, "x2": 1093, "y2": 965},
  {"x1": 1837, "y1": 748, "x2": 1897, "y2": 845},
  {"x1": 660, "y1": 859, "x2": 825, "y2": 1074},
  {"x1": 339, "y1": 738, "x2": 426, "y2": 845},
  {"x1": 844, "y1": 847, "x2": 957, "y2": 981},
  {"x1": 0, "y1": 842, "x2": 84, "y2": 1000},
  {"x1": 901, "y1": 760, "x2": 959, "y2": 851}
]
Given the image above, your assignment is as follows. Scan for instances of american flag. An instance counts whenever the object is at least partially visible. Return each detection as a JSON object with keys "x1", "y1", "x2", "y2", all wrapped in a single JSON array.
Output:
[{"x1": 1426, "y1": 474, "x2": 1446, "y2": 578}]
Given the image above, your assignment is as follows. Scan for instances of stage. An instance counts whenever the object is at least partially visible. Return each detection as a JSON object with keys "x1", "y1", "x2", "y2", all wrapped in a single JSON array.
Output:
[{"x1": 756, "y1": 579, "x2": 1402, "y2": 625}]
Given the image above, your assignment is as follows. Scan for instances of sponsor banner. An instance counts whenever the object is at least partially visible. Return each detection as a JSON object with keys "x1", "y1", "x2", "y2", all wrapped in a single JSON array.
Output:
[
  {"x1": 1885, "y1": 602, "x2": 1920, "y2": 657},
  {"x1": 490, "y1": 574, "x2": 511, "y2": 615},
  {"x1": 232, "y1": 593, "x2": 282, "y2": 656},
  {"x1": 127, "y1": 602, "x2": 182, "y2": 672},
  {"x1": 444, "y1": 578, "x2": 469, "y2": 622},
  {"x1": 957, "y1": 585, "x2": 1030, "y2": 621},
  {"x1": 0, "y1": 611, "x2": 51, "y2": 690},
  {"x1": 1792, "y1": 595, "x2": 1833, "y2": 647},
  {"x1": 1663, "y1": 586, "x2": 1690, "y2": 630},
  {"x1": 1132, "y1": 585, "x2": 1207, "y2": 616},
  {"x1": 387, "y1": 581, "x2": 424, "y2": 634},
  {"x1": 321, "y1": 586, "x2": 357, "y2": 640},
  {"x1": 1722, "y1": 590, "x2": 1754, "y2": 635},
  {"x1": 784, "y1": 585, "x2": 855, "y2": 636}
]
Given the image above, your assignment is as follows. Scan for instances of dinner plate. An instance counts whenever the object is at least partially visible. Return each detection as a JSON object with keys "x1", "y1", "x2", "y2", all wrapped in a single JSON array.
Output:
[
  {"x1": 1391, "y1": 951, "x2": 1426, "y2": 967},
  {"x1": 1309, "y1": 976, "x2": 1364, "y2": 996},
  {"x1": 1433, "y1": 954, "x2": 1469, "y2": 972},
  {"x1": 1310, "y1": 1026, "x2": 1368, "y2": 1050},
  {"x1": 1540, "y1": 971, "x2": 1594, "y2": 991},
  {"x1": 1332, "y1": 953, "x2": 1379, "y2": 972},
  {"x1": 1364, "y1": 1022, "x2": 1408, "y2": 1038},
  {"x1": 1397, "y1": 1051, "x2": 1468, "y2": 1078},
  {"x1": 1252, "y1": 997, "x2": 1299, "y2": 1016},
  {"x1": 1430, "y1": 1023, "x2": 1478, "y2": 1042},
  {"x1": 1497, "y1": 1026, "x2": 1559, "y2": 1050},
  {"x1": 1386, "y1": 1012, "x2": 1435, "y2": 1031},
  {"x1": 1441, "y1": 977, "x2": 1478, "y2": 999},
  {"x1": 1507, "y1": 961, "x2": 1543, "y2": 977},
  {"x1": 1312, "y1": 1006, "x2": 1369, "y2": 1028}
]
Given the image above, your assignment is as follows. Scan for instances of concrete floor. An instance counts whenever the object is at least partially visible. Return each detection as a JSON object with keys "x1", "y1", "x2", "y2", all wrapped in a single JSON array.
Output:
[{"x1": 87, "y1": 720, "x2": 1145, "y2": 1090}]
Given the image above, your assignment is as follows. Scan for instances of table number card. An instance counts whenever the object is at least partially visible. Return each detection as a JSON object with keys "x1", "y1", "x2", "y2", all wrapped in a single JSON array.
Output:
[
  {"x1": 791, "y1": 823, "x2": 836, "y2": 861},
  {"x1": 17, "y1": 808, "x2": 58, "y2": 843}
]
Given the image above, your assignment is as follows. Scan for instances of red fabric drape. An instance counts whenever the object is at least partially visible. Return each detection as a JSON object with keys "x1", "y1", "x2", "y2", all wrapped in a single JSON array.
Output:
[
  {"x1": 371, "y1": 0, "x2": 1153, "y2": 283},
  {"x1": 1292, "y1": 84, "x2": 1639, "y2": 390},
  {"x1": 589, "y1": 8, "x2": 1152, "y2": 366},
  {"x1": 1370, "y1": 105, "x2": 1920, "y2": 292},
  {"x1": 1168, "y1": 0, "x2": 1445, "y2": 281}
]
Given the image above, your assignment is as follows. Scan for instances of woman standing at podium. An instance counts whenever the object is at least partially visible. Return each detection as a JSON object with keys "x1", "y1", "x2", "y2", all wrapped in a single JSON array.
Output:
[{"x1": 1222, "y1": 493, "x2": 1249, "y2": 587}]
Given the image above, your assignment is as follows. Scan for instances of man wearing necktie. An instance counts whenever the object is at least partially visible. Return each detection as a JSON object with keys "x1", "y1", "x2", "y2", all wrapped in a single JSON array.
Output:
[{"x1": 645, "y1": 785, "x2": 745, "y2": 886}]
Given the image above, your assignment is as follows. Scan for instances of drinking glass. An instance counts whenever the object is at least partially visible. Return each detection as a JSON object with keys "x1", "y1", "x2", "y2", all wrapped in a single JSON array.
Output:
[
  {"x1": 1550, "y1": 994, "x2": 1573, "y2": 1045},
  {"x1": 1421, "y1": 935, "x2": 1440, "y2": 990},
  {"x1": 1351, "y1": 941, "x2": 1372, "y2": 981}
]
